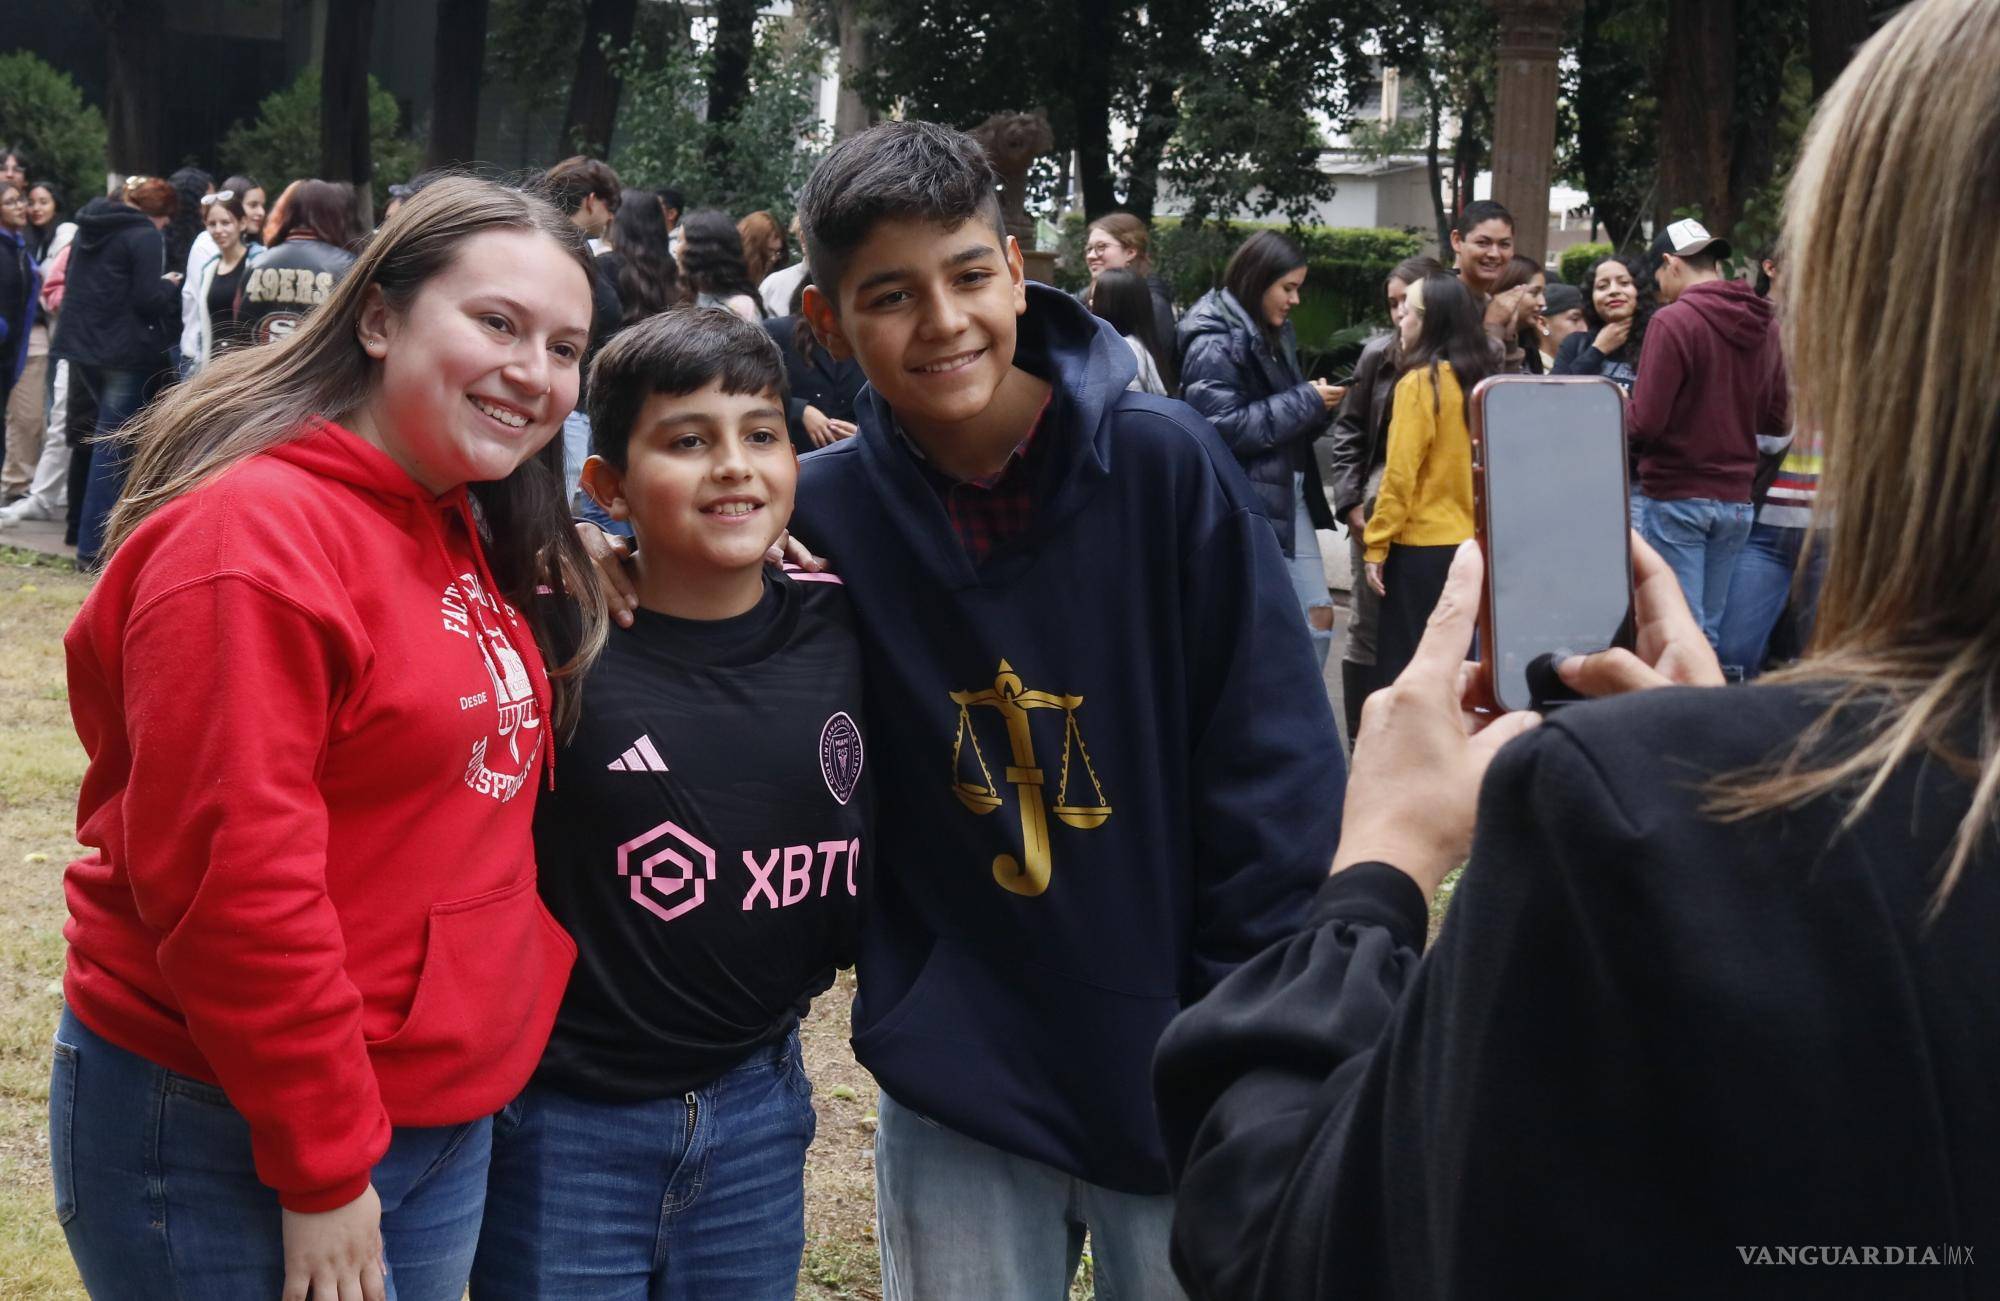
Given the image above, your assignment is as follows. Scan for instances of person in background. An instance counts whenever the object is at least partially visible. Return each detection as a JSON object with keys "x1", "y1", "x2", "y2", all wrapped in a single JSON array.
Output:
[
  {"x1": 763, "y1": 278, "x2": 863, "y2": 454},
  {"x1": 1325, "y1": 254, "x2": 1443, "y2": 747},
  {"x1": 739, "y1": 209, "x2": 788, "y2": 287},
  {"x1": 1180, "y1": 230, "x2": 1344, "y2": 668},
  {"x1": 1449, "y1": 199, "x2": 1531, "y2": 355},
  {"x1": 26, "y1": 181, "x2": 74, "y2": 265},
  {"x1": 1082, "y1": 213, "x2": 1176, "y2": 350},
  {"x1": 679, "y1": 210, "x2": 764, "y2": 321},
  {"x1": 162, "y1": 169, "x2": 212, "y2": 287},
  {"x1": 183, "y1": 187, "x2": 261, "y2": 373},
  {"x1": 1361, "y1": 271, "x2": 1493, "y2": 692},
  {"x1": 0, "y1": 146, "x2": 28, "y2": 192},
  {"x1": 1087, "y1": 266, "x2": 1174, "y2": 396},
  {"x1": 1, "y1": 183, "x2": 43, "y2": 504},
  {"x1": 602, "y1": 186, "x2": 684, "y2": 328},
  {"x1": 178, "y1": 177, "x2": 262, "y2": 374},
  {"x1": 49, "y1": 175, "x2": 182, "y2": 568},
  {"x1": 1490, "y1": 253, "x2": 1547, "y2": 373},
  {"x1": 541, "y1": 156, "x2": 627, "y2": 515},
  {"x1": 655, "y1": 187, "x2": 684, "y2": 239},
  {"x1": 237, "y1": 179, "x2": 358, "y2": 348},
  {"x1": 261, "y1": 179, "x2": 300, "y2": 248},
  {"x1": 1630, "y1": 218, "x2": 1788, "y2": 650},
  {"x1": 0, "y1": 189, "x2": 79, "y2": 531},
  {"x1": 1554, "y1": 253, "x2": 1653, "y2": 394},
  {"x1": 1537, "y1": 282, "x2": 1586, "y2": 369},
  {"x1": 1155, "y1": 7, "x2": 1999, "y2": 1296},
  {"x1": 760, "y1": 215, "x2": 810, "y2": 318},
  {"x1": 50, "y1": 175, "x2": 606, "y2": 1301},
  {"x1": 382, "y1": 182, "x2": 413, "y2": 223}
]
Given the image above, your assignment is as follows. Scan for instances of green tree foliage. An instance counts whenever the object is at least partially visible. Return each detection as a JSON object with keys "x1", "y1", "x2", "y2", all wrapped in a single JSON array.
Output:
[
  {"x1": 610, "y1": 22, "x2": 831, "y2": 219},
  {"x1": 219, "y1": 70, "x2": 421, "y2": 210},
  {"x1": 0, "y1": 51, "x2": 110, "y2": 210},
  {"x1": 1558, "y1": 241, "x2": 1614, "y2": 288}
]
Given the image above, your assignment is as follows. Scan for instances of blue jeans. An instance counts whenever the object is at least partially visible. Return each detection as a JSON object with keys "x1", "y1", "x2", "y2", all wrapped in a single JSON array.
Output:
[
  {"x1": 1640, "y1": 496, "x2": 1755, "y2": 647},
  {"x1": 73, "y1": 364, "x2": 151, "y2": 568},
  {"x1": 1716, "y1": 523, "x2": 1827, "y2": 679},
  {"x1": 1288, "y1": 471, "x2": 1333, "y2": 669},
  {"x1": 874, "y1": 1090, "x2": 1186, "y2": 1301},
  {"x1": 50, "y1": 1007, "x2": 492, "y2": 1301},
  {"x1": 471, "y1": 1032, "x2": 816, "y2": 1300}
]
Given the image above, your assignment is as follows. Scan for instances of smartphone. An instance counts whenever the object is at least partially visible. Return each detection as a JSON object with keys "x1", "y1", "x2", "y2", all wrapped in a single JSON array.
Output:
[{"x1": 1469, "y1": 376, "x2": 1634, "y2": 714}]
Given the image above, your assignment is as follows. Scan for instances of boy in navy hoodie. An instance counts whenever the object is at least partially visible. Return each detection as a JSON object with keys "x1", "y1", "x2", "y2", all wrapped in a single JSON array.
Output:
[{"x1": 788, "y1": 122, "x2": 1345, "y2": 1296}]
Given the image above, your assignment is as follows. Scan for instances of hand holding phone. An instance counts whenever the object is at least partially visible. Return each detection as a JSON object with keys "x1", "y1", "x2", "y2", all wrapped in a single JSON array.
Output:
[{"x1": 1311, "y1": 379, "x2": 1346, "y2": 411}]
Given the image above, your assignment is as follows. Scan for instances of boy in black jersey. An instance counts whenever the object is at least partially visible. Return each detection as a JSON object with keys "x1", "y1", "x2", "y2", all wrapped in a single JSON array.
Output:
[{"x1": 472, "y1": 308, "x2": 869, "y2": 1300}]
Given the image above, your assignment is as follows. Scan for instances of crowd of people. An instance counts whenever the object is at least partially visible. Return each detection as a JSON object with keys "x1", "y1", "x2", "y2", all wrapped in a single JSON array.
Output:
[{"x1": 17, "y1": 0, "x2": 2000, "y2": 1294}]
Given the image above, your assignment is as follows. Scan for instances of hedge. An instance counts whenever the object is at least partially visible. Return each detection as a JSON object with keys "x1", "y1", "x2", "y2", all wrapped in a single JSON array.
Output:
[
  {"x1": 0, "y1": 52, "x2": 109, "y2": 215},
  {"x1": 1051, "y1": 214, "x2": 1423, "y2": 374},
  {"x1": 1558, "y1": 242, "x2": 1615, "y2": 291}
]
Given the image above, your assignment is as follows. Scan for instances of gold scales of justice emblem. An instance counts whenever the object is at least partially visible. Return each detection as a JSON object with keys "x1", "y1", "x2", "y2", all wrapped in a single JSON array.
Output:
[{"x1": 949, "y1": 660, "x2": 1112, "y2": 897}]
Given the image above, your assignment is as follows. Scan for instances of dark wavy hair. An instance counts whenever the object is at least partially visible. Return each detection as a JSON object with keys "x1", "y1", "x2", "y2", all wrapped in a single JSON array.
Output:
[
  {"x1": 25, "y1": 180, "x2": 63, "y2": 261},
  {"x1": 610, "y1": 187, "x2": 683, "y2": 326},
  {"x1": 678, "y1": 209, "x2": 762, "y2": 311},
  {"x1": 164, "y1": 167, "x2": 213, "y2": 272},
  {"x1": 1088, "y1": 268, "x2": 1176, "y2": 389},
  {"x1": 274, "y1": 180, "x2": 358, "y2": 252},
  {"x1": 1400, "y1": 271, "x2": 1496, "y2": 417},
  {"x1": 1579, "y1": 253, "x2": 1657, "y2": 359}
]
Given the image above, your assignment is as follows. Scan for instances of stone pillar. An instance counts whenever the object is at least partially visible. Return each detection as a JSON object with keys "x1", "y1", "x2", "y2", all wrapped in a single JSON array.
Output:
[{"x1": 1488, "y1": 0, "x2": 1577, "y2": 265}]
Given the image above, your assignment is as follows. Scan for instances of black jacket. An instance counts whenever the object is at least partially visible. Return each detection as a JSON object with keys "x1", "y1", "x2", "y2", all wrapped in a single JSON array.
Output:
[
  {"x1": 1323, "y1": 332, "x2": 1400, "y2": 520},
  {"x1": 50, "y1": 198, "x2": 179, "y2": 371},
  {"x1": 763, "y1": 314, "x2": 868, "y2": 455},
  {"x1": 1176, "y1": 289, "x2": 1333, "y2": 556},
  {"x1": 235, "y1": 237, "x2": 358, "y2": 347},
  {"x1": 1155, "y1": 680, "x2": 1998, "y2": 1299}
]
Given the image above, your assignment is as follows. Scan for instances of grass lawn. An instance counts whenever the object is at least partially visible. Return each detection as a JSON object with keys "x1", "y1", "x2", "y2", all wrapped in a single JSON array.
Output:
[{"x1": 0, "y1": 547, "x2": 1114, "y2": 1301}]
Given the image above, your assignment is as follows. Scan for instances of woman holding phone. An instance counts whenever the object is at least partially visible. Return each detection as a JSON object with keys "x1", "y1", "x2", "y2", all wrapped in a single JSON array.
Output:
[
  {"x1": 1361, "y1": 271, "x2": 1493, "y2": 691},
  {"x1": 51, "y1": 176, "x2": 605, "y2": 1301},
  {"x1": 1156, "y1": 1, "x2": 2000, "y2": 1292}
]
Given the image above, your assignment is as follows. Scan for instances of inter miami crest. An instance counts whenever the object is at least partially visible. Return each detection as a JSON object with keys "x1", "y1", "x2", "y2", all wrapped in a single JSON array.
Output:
[{"x1": 820, "y1": 711, "x2": 864, "y2": 806}]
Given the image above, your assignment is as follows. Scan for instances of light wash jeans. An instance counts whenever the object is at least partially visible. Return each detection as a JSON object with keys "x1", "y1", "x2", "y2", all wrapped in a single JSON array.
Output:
[
  {"x1": 874, "y1": 1090, "x2": 1186, "y2": 1301},
  {"x1": 473, "y1": 1033, "x2": 815, "y2": 1300},
  {"x1": 1640, "y1": 495, "x2": 1755, "y2": 648},
  {"x1": 51, "y1": 1007, "x2": 492, "y2": 1301},
  {"x1": 1288, "y1": 471, "x2": 1334, "y2": 669}
]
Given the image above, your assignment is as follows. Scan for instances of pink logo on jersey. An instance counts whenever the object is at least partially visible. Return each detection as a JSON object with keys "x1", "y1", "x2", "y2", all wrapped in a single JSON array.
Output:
[
  {"x1": 615, "y1": 820, "x2": 716, "y2": 923},
  {"x1": 820, "y1": 711, "x2": 864, "y2": 806}
]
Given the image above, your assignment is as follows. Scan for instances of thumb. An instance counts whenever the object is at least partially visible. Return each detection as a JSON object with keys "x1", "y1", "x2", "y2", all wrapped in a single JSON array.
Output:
[
  {"x1": 1469, "y1": 708, "x2": 1541, "y2": 760},
  {"x1": 1557, "y1": 648, "x2": 1668, "y2": 699}
]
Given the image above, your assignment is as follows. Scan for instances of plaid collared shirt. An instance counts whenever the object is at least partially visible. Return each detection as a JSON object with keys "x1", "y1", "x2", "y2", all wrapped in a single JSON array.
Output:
[{"x1": 899, "y1": 393, "x2": 1053, "y2": 563}]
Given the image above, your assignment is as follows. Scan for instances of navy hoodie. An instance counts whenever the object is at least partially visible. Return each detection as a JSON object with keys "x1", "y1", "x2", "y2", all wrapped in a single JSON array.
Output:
[{"x1": 790, "y1": 284, "x2": 1346, "y2": 1193}]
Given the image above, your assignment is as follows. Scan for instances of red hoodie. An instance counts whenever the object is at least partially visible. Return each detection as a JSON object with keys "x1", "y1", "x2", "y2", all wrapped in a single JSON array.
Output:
[
  {"x1": 1628, "y1": 278, "x2": 1790, "y2": 502},
  {"x1": 62, "y1": 419, "x2": 576, "y2": 1212}
]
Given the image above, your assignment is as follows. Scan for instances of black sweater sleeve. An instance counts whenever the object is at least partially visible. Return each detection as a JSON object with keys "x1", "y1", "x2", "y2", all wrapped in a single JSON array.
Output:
[{"x1": 1154, "y1": 724, "x2": 1682, "y2": 1299}]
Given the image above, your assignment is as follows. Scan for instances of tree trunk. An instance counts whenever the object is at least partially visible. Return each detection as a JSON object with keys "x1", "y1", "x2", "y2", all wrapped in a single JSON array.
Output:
[
  {"x1": 1124, "y1": 74, "x2": 1180, "y2": 225},
  {"x1": 832, "y1": 0, "x2": 877, "y2": 140},
  {"x1": 561, "y1": 0, "x2": 640, "y2": 155},
  {"x1": 704, "y1": 0, "x2": 759, "y2": 173},
  {"x1": 1807, "y1": 0, "x2": 1873, "y2": 99},
  {"x1": 1424, "y1": 66, "x2": 1451, "y2": 253},
  {"x1": 1654, "y1": 0, "x2": 1736, "y2": 232},
  {"x1": 427, "y1": 0, "x2": 489, "y2": 169},
  {"x1": 93, "y1": 0, "x2": 168, "y2": 181},
  {"x1": 1573, "y1": 0, "x2": 1633, "y2": 253},
  {"x1": 1071, "y1": 0, "x2": 1116, "y2": 216},
  {"x1": 321, "y1": 0, "x2": 377, "y2": 230}
]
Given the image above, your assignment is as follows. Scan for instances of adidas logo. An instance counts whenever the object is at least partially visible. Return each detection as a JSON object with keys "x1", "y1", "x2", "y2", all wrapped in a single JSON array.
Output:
[{"x1": 607, "y1": 734, "x2": 669, "y2": 772}]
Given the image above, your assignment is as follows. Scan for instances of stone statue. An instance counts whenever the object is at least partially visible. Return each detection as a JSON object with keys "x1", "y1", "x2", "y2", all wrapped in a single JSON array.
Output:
[{"x1": 971, "y1": 110, "x2": 1055, "y2": 247}]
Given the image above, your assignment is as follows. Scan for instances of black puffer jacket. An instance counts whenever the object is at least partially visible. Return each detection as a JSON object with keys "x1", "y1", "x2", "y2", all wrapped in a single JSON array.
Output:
[
  {"x1": 236, "y1": 236, "x2": 359, "y2": 347},
  {"x1": 1177, "y1": 288, "x2": 1333, "y2": 556},
  {"x1": 50, "y1": 198, "x2": 179, "y2": 372}
]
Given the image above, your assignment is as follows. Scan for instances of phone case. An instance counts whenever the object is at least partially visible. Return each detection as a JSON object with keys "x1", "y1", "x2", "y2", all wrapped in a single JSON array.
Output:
[{"x1": 1467, "y1": 375, "x2": 1636, "y2": 715}]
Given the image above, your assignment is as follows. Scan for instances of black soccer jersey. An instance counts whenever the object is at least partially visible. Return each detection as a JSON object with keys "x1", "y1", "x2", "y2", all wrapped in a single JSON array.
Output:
[{"x1": 532, "y1": 568, "x2": 870, "y2": 1100}]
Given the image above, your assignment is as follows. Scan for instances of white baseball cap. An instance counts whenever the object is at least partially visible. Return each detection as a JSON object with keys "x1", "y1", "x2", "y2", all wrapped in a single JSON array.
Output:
[{"x1": 1651, "y1": 217, "x2": 1732, "y2": 262}]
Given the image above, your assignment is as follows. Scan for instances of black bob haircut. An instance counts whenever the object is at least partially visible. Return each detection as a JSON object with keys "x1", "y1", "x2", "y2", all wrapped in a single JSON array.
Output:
[
  {"x1": 1454, "y1": 198, "x2": 1515, "y2": 236},
  {"x1": 1222, "y1": 230, "x2": 1308, "y2": 341},
  {"x1": 585, "y1": 307, "x2": 790, "y2": 470},
  {"x1": 795, "y1": 120, "x2": 1007, "y2": 306}
]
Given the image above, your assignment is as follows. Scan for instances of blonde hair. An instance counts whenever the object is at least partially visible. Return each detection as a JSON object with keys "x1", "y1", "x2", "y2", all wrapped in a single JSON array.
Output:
[
  {"x1": 1717, "y1": 0, "x2": 2000, "y2": 912},
  {"x1": 1089, "y1": 213, "x2": 1153, "y2": 274},
  {"x1": 105, "y1": 175, "x2": 609, "y2": 731}
]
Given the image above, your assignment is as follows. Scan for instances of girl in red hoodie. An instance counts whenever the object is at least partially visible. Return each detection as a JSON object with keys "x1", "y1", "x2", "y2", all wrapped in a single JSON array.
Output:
[{"x1": 52, "y1": 176, "x2": 608, "y2": 1301}]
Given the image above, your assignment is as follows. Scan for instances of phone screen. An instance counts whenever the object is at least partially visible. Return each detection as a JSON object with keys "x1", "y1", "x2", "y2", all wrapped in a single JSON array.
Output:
[{"x1": 1481, "y1": 379, "x2": 1631, "y2": 712}]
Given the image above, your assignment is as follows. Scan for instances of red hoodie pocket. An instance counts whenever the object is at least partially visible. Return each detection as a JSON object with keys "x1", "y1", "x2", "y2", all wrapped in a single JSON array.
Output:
[{"x1": 364, "y1": 876, "x2": 577, "y2": 1124}]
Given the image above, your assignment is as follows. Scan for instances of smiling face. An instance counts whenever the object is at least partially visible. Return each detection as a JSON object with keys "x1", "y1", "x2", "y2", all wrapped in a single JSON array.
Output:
[
  {"x1": 589, "y1": 380, "x2": 796, "y2": 582},
  {"x1": 806, "y1": 215, "x2": 1026, "y2": 437},
  {"x1": 1592, "y1": 260, "x2": 1637, "y2": 322},
  {"x1": 244, "y1": 187, "x2": 267, "y2": 232},
  {"x1": 26, "y1": 185, "x2": 55, "y2": 230},
  {"x1": 353, "y1": 228, "x2": 593, "y2": 495},
  {"x1": 204, "y1": 203, "x2": 244, "y2": 257},
  {"x1": 1084, "y1": 225, "x2": 1137, "y2": 278},
  {"x1": 1451, "y1": 218, "x2": 1514, "y2": 293},
  {"x1": 1261, "y1": 265, "x2": 1308, "y2": 329}
]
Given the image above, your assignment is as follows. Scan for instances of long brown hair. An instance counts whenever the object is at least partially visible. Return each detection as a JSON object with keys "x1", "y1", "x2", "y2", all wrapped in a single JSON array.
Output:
[
  {"x1": 104, "y1": 175, "x2": 609, "y2": 731},
  {"x1": 1089, "y1": 212, "x2": 1154, "y2": 276},
  {"x1": 1714, "y1": 0, "x2": 2000, "y2": 912}
]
